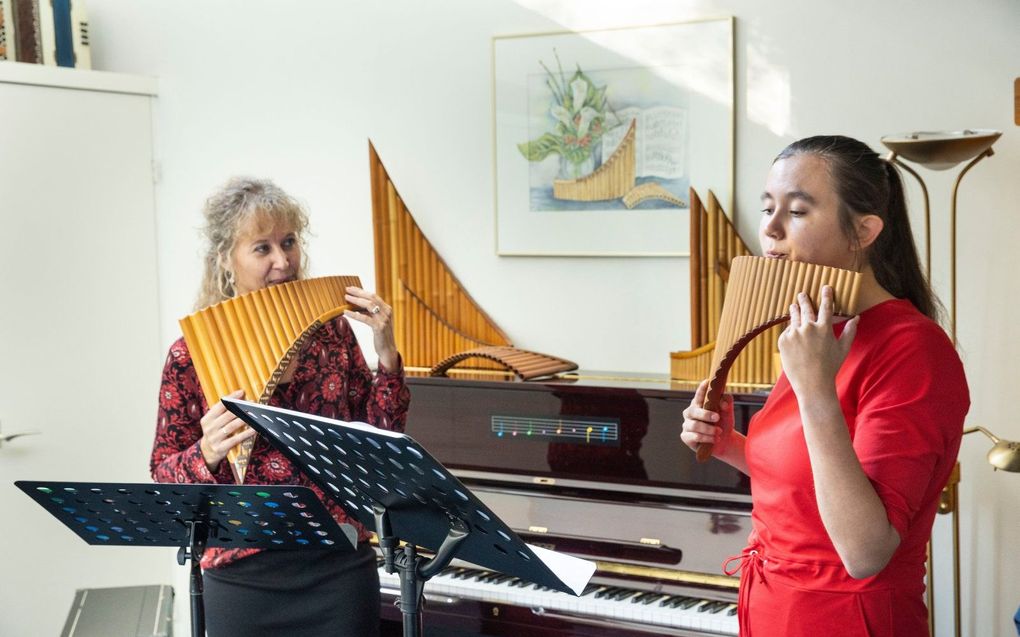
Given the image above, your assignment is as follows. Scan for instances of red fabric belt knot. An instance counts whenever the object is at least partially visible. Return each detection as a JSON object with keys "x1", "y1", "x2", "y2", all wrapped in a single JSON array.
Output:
[{"x1": 723, "y1": 548, "x2": 768, "y2": 636}]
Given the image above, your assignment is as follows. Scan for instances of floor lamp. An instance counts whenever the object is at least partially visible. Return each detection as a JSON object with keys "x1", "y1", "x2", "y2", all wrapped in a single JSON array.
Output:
[{"x1": 880, "y1": 129, "x2": 1006, "y2": 637}]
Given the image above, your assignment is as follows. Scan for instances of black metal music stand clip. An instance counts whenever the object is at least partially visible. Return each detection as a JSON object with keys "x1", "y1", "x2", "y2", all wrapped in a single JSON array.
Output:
[
  {"x1": 222, "y1": 397, "x2": 597, "y2": 637},
  {"x1": 16, "y1": 481, "x2": 357, "y2": 637}
]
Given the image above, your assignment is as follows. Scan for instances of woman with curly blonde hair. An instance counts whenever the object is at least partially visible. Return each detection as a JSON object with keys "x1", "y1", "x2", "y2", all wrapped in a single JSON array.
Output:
[{"x1": 151, "y1": 177, "x2": 409, "y2": 636}]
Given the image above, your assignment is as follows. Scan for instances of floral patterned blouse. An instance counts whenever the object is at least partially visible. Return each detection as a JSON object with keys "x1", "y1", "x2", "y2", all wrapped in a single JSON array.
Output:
[{"x1": 150, "y1": 316, "x2": 410, "y2": 569}]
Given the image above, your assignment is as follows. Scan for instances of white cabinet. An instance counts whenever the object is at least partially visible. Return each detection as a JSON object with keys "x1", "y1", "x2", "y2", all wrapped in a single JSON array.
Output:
[{"x1": 0, "y1": 62, "x2": 171, "y2": 636}]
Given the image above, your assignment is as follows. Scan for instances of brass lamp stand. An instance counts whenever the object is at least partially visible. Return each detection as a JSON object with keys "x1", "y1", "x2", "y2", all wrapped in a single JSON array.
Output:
[
  {"x1": 880, "y1": 129, "x2": 1005, "y2": 637},
  {"x1": 881, "y1": 129, "x2": 1001, "y2": 344}
]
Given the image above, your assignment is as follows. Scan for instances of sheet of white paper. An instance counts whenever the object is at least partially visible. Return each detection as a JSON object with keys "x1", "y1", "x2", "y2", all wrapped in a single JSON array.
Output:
[{"x1": 527, "y1": 543, "x2": 597, "y2": 595}]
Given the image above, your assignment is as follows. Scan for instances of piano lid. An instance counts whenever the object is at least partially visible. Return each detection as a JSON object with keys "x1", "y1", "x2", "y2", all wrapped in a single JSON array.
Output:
[{"x1": 404, "y1": 371, "x2": 766, "y2": 503}]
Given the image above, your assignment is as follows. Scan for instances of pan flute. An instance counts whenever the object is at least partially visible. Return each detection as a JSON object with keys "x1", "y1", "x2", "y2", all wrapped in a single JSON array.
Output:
[
  {"x1": 180, "y1": 275, "x2": 361, "y2": 482},
  {"x1": 695, "y1": 256, "x2": 862, "y2": 462}
]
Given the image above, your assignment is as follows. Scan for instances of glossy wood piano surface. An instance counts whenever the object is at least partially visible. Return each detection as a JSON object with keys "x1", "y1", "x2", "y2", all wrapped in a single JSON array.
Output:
[{"x1": 380, "y1": 371, "x2": 768, "y2": 636}]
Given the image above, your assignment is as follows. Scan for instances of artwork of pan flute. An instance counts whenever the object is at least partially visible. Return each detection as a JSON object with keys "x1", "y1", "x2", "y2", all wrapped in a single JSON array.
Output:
[
  {"x1": 517, "y1": 52, "x2": 690, "y2": 212},
  {"x1": 494, "y1": 19, "x2": 733, "y2": 256}
]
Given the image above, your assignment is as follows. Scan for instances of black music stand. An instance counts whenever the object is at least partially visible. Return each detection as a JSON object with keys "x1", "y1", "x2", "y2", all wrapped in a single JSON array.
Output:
[
  {"x1": 221, "y1": 397, "x2": 596, "y2": 637},
  {"x1": 16, "y1": 481, "x2": 357, "y2": 637}
]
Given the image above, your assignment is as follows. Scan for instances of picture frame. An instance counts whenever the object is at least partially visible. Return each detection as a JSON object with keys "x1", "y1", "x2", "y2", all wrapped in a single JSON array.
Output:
[{"x1": 493, "y1": 18, "x2": 734, "y2": 257}]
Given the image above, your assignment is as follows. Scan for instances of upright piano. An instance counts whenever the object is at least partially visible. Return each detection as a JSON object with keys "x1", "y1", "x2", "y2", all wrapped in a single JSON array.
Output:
[{"x1": 379, "y1": 372, "x2": 767, "y2": 637}]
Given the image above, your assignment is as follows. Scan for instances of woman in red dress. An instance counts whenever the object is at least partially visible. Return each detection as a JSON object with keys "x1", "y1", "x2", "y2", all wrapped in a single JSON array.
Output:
[
  {"x1": 151, "y1": 177, "x2": 410, "y2": 636},
  {"x1": 681, "y1": 136, "x2": 968, "y2": 636}
]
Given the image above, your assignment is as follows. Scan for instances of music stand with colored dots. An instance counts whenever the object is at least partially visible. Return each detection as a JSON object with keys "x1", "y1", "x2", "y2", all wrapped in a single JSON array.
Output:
[
  {"x1": 16, "y1": 481, "x2": 357, "y2": 637},
  {"x1": 221, "y1": 397, "x2": 597, "y2": 637}
]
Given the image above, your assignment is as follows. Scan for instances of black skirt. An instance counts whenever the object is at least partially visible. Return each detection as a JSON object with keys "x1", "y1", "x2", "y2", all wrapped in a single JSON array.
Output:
[{"x1": 202, "y1": 543, "x2": 381, "y2": 637}]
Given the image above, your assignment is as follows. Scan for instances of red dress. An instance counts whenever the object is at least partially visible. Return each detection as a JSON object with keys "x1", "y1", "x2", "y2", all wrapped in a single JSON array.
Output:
[
  {"x1": 733, "y1": 299, "x2": 968, "y2": 636},
  {"x1": 150, "y1": 316, "x2": 410, "y2": 570}
]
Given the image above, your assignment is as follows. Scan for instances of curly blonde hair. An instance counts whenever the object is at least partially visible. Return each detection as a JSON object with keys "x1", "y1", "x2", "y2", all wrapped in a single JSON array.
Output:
[{"x1": 195, "y1": 177, "x2": 311, "y2": 309}]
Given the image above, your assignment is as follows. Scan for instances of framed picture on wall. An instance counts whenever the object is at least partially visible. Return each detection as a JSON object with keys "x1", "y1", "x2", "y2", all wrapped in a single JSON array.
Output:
[{"x1": 493, "y1": 18, "x2": 734, "y2": 256}]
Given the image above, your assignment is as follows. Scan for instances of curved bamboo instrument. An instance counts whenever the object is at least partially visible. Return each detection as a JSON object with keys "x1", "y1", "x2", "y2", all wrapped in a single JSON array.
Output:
[
  {"x1": 430, "y1": 346, "x2": 577, "y2": 381},
  {"x1": 671, "y1": 188, "x2": 782, "y2": 387},
  {"x1": 370, "y1": 142, "x2": 512, "y2": 372},
  {"x1": 694, "y1": 256, "x2": 861, "y2": 462},
  {"x1": 179, "y1": 275, "x2": 361, "y2": 482}
]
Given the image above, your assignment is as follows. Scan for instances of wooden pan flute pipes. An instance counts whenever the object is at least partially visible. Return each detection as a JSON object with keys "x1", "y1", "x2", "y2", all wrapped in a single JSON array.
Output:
[
  {"x1": 179, "y1": 275, "x2": 361, "y2": 482},
  {"x1": 694, "y1": 256, "x2": 861, "y2": 463}
]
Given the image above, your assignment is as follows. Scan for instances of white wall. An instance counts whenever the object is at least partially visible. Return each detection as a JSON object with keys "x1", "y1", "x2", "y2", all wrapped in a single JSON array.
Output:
[{"x1": 86, "y1": 1, "x2": 1020, "y2": 635}]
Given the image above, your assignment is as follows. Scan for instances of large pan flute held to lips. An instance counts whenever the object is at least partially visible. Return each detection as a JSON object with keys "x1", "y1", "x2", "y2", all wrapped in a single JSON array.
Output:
[
  {"x1": 695, "y1": 256, "x2": 862, "y2": 463},
  {"x1": 179, "y1": 275, "x2": 362, "y2": 483}
]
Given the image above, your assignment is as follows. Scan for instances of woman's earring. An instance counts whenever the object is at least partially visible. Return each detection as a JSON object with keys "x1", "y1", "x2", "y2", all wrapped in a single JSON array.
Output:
[{"x1": 226, "y1": 270, "x2": 236, "y2": 290}]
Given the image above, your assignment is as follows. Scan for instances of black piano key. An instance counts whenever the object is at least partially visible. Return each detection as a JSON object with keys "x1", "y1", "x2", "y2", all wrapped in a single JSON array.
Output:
[
  {"x1": 611, "y1": 589, "x2": 640, "y2": 601},
  {"x1": 660, "y1": 595, "x2": 691, "y2": 608},
  {"x1": 629, "y1": 592, "x2": 652, "y2": 604},
  {"x1": 727, "y1": 604, "x2": 738, "y2": 616},
  {"x1": 594, "y1": 586, "x2": 620, "y2": 599},
  {"x1": 641, "y1": 593, "x2": 667, "y2": 605},
  {"x1": 698, "y1": 600, "x2": 727, "y2": 614},
  {"x1": 677, "y1": 597, "x2": 702, "y2": 610},
  {"x1": 580, "y1": 584, "x2": 600, "y2": 596}
]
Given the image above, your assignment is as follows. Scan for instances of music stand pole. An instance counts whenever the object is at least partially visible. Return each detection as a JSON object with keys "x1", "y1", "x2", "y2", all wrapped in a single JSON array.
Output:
[
  {"x1": 374, "y1": 505, "x2": 469, "y2": 637},
  {"x1": 178, "y1": 520, "x2": 208, "y2": 637}
]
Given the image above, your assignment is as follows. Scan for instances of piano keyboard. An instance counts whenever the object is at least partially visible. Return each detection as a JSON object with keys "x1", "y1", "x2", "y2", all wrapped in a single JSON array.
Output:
[{"x1": 378, "y1": 563, "x2": 738, "y2": 636}]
